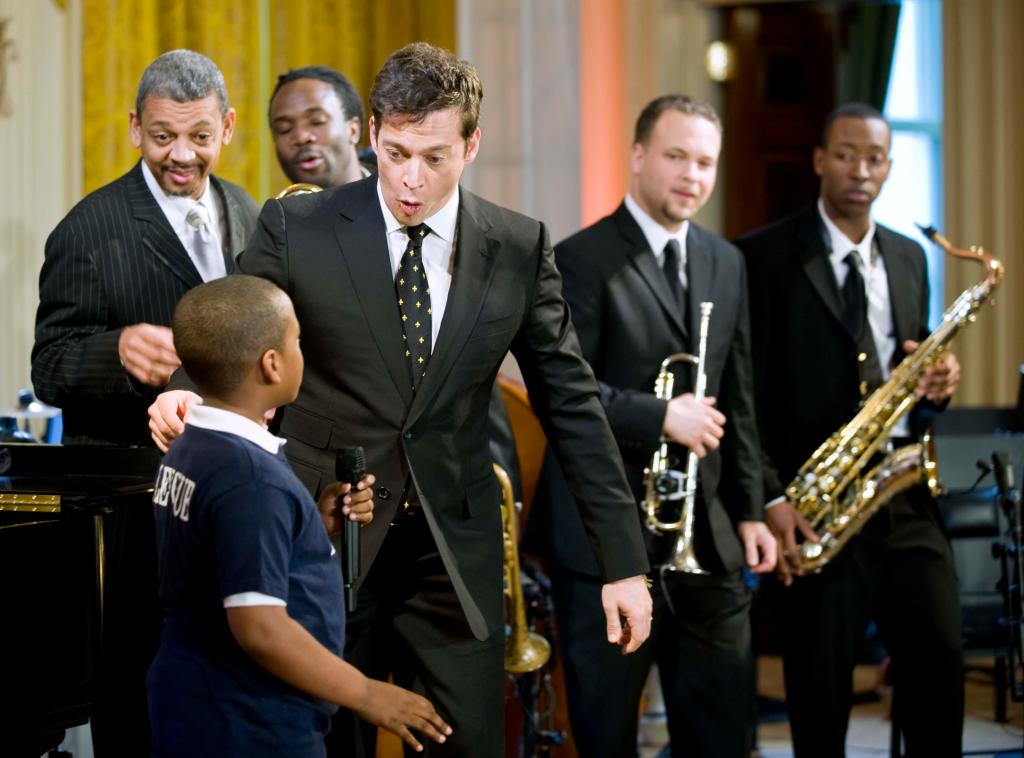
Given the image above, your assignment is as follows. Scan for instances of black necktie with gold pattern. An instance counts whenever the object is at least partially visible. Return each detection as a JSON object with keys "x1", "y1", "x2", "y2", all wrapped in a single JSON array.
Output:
[{"x1": 396, "y1": 224, "x2": 432, "y2": 389}]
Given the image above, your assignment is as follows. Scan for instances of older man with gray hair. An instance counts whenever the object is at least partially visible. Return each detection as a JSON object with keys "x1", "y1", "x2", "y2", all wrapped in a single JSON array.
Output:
[
  {"x1": 33, "y1": 48, "x2": 258, "y2": 448},
  {"x1": 30, "y1": 49, "x2": 258, "y2": 757}
]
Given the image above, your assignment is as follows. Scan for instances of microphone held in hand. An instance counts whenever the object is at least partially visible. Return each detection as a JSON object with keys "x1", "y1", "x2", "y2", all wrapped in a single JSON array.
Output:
[{"x1": 335, "y1": 446, "x2": 365, "y2": 612}]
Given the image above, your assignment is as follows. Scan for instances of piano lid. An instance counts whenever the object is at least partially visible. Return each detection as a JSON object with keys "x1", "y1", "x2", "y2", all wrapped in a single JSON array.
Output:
[{"x1": 0, "y1": 444, "x2": 161, "y2": 510}]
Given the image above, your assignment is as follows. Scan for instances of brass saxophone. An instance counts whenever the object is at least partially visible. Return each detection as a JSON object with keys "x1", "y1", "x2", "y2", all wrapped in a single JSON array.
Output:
[
  {"x1": 495, "y1": 463, "x2": 551, "y2": 673},
  {"x1": 790, "y1": 226, "x2": 1004, "y2": 572},
  {"x1": 643, "y1": 302, "x2": 714, "y2": 575}
]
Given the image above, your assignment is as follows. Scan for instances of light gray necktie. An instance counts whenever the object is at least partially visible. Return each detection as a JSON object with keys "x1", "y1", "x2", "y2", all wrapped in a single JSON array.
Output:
[{"x1": 184, "y1": 202, "x2": 225, "y2": 282}]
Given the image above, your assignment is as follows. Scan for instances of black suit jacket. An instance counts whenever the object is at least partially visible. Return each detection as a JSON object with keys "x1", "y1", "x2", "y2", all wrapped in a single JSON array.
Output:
[
  {"x1": 32, "y1": 162, "x2": 259, "y2": 447},
  {"x1": 236, "y1": 176, "x2": 649, "y2": 641},
  {"x1": 527, "y1": 203, "x2": 764, "y2": 576},
  {"x1": 734, "y1": 204, "x2": 932, "y2": 500}
]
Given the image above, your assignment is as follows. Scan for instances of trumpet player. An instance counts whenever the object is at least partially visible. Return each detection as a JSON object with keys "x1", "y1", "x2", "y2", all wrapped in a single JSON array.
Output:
[
  {"x1": 528, "y1": 94, "x2": 775, "y2": 758},
  {"x1": 735, "y1": 103, "x2": 963, "y2": 757}
]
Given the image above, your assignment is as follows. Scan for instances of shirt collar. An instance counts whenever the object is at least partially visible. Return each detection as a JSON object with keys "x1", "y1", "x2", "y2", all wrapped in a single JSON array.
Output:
[
  {"x1": 185, "y1": 404, "x2": 286, "y2": 455},
  {"x1": 376, "y1": 181, "x2": 460, "y2": 244},
  {"x1": 817, "y1": 197, "x2": 876, "y2": 268},
  {"x1": 625, "y1": 192, "x2": 689, "y2": 260}
]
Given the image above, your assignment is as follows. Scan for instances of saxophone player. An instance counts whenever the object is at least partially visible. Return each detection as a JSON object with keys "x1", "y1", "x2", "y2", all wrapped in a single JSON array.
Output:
[
  {"x1": 735, "y1": 103, "x2": 963, "y2": 757},
  {"x1": 528, "y1": 94, "x2": 775, "y2": 758}
]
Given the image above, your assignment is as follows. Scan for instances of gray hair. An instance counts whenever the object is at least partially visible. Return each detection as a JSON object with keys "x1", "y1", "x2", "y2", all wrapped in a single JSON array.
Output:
[{"x1": 135, "y1": 49, "x2": 229, "y2": 117}]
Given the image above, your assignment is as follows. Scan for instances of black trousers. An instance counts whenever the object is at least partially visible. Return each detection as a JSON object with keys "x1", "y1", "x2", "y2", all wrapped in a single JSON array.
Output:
[
  {"x1": 326, "y1": 512, "x2": 504, "y2": 758},
  {"x1": 551, "y1": 566, "x2": 754, "y2": 758},
  {"x1": 781, "y1": 486, "x2": 964, "y2": 758}
]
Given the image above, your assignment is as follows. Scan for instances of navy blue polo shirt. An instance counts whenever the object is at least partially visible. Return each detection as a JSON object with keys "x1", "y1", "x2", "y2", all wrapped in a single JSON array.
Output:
[{"x1": 147, "y1": 405, "x2": 345, "y2": 758}]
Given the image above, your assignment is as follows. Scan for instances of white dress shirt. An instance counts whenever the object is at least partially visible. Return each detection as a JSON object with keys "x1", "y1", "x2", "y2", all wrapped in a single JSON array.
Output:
[
  {"x1": 141, "y1": 161, "x2": 227, "y2": 280},
  {"x1": 377, "y1": 183, "x2": 460, "y2": 350},
  {"x1": 625, "y1": 192, "x2": 689, "y2": 290},
  {"x1": 817, "y1": 198, "x2": 907, "y2": 437}
]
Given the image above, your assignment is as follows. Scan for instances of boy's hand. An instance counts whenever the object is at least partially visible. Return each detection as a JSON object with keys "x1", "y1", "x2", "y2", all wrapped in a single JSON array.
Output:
[
  {"x1": 355, "y1": 679, "x2": 452, "y2": 752},
  {"x1": 317, "y1": 473, "x2": 375, "y2": 536}
]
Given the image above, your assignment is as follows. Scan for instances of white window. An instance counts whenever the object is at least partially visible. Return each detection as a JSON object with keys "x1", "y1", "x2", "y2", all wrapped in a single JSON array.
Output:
[{"x1": 874, "y1": 0, "x2": 944, "y2": 327}]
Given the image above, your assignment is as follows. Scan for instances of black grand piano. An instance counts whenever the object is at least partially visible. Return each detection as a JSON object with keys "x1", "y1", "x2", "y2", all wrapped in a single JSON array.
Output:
[{"x1": 0, "y1": 443, "x2": 162, "y2": 757}]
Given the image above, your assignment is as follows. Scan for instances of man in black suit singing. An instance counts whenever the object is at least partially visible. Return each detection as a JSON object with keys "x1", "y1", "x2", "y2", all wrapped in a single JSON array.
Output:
[
  {"x1": 152, "y1": 42, "x2": 652, "y2": 757},
  {"x1": 527, "y1": 94, "x2": 776, "y2": 758},
  {"x1": 32, "y1": 49, "x2": 258, "y2": 448},
  {"x1": 265, "y1": 63, "x2": 520, "y2": 494},
  {"x1": 735, "y1": 102, "x2": 963, "y2": 757}
]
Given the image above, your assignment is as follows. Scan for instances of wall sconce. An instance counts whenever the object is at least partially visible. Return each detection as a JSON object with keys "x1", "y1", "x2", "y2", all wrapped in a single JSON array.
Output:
[{"x1": 705, "y1": 41, "x2": 734, "y2": 83}]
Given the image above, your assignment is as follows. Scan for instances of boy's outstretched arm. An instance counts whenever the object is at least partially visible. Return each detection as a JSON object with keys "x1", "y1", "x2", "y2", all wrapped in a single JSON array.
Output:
[{"x1": 227, "y1": 605, "x2": 452, "y2": 752}]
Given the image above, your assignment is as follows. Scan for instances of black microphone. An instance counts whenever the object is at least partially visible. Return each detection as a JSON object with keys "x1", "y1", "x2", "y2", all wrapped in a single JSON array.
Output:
[{"x1": 335, "y1": 446, "x2": 365, "y2": 612}]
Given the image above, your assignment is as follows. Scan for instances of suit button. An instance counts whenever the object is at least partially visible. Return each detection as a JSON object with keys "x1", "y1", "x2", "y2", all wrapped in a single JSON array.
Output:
[
  {"x1": 377, "y1": 486, "x2": 391, "y2": 500},
  {"x1": 403, "y1": 431, "x2": 412, "y2": 439},
  {"x1": 858, "y1": 352, "x2": 868, "y2": 363}
]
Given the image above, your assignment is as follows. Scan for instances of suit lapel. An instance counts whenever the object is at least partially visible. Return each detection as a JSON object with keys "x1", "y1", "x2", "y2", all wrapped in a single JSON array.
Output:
[
  {"x1": 211, "y1": 176, "x2": 246, "y2": 269},
  {"x1": 685, "y1": 225, "x2": 714, "y2": 349},
  {"x1": 332, "y1": 181, "x2": 415, "y2": 408},
  {"x1": 127, "y1": 162, "x2": 202, "y2": 289},
  {"x1": 406, "y1": 191, "x2": 497, "y2": 428},
  {"x1": 877, "y1": 227, "x2": 916, "y2": 343},
  {"x1": 796, "y1": 206, "x2": 848, "y2": 335},
  {"x1": 614, "y1": 205, "x2": 688, "y2": 342}
]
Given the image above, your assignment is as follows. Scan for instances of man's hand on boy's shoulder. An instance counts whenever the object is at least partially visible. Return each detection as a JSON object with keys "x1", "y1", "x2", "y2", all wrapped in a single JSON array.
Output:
[
  {"x1": 149, "y1": 389, "x2": 202, "y2": 452},
  {"x1": 318, "y1": 473, "x2": 376, "y2": 536}
]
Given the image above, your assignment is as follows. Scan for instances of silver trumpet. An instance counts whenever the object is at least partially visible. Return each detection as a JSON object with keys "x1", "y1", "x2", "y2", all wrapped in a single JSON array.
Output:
[{"x1": 642, "y1": 302, "x2": 713, "y2": 575}]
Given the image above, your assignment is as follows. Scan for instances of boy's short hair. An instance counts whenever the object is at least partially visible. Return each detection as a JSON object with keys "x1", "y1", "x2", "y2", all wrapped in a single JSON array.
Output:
[
  {"x1": 369, "y1": 41, "x2": 483, "y2": 141},
  {"x1": 173, "y1": 275, "x2": 290, "y2": 398}
]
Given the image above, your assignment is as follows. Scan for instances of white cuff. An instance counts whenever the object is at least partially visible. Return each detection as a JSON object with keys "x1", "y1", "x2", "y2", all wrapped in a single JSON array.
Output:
[{"x1": 223, "y1": 591, "x2": 287, "y2": 608}]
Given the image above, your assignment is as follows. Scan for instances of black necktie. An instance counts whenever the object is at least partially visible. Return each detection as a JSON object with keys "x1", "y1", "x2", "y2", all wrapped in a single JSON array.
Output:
[
  {"x1": 841, "y1": 251, "x2": 866, "y2": 341},
  {"x1": 396, "y1": 224, "x2": 432, "y2": 389},
  {"x1": 663, "y1": 239, "x2": 687, "y2": 317}
]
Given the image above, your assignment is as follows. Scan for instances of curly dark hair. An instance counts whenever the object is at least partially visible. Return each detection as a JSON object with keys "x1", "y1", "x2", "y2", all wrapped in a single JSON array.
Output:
[
  {"x1": 269, "y1": 65, "x2": 364, "y2": 128},
  {"x1": 369, "y1": 42, "x2": 482, "y2": 140}
]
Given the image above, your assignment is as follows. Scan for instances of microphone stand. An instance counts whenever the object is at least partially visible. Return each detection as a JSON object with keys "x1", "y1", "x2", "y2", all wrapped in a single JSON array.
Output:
[{"x1": 990, "y1": 451, "x2": 1024, "y2": 756}]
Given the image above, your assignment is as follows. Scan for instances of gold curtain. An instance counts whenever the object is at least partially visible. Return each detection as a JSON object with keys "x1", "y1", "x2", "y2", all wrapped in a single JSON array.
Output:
[
  {"x1": 943, "y1": 0, "x2": 1024, "y2": 407},
  {"x1": 82, "y1": 0, "x2": 455, "y2": 201}
]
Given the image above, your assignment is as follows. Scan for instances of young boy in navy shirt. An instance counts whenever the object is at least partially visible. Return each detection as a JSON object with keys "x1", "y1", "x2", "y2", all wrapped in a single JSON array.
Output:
[{"x1": 148, "y1": 275, "x2": 451, "y2": 757}]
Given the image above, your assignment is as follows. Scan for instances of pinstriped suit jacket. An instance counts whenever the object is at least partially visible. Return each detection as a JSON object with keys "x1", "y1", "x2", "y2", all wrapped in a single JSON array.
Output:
[{"x1": 31, "y1": 161, "x2": 259, "y2": 447}]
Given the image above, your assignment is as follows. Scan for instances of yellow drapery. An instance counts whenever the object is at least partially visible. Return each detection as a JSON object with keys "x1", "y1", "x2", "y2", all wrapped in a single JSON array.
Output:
[
  {"x1": 82, "y1": 0, "x2": 455, "y2": 200},
  {"x1": 944, "y1": 0, "x2": 1024, "y2": 407}
]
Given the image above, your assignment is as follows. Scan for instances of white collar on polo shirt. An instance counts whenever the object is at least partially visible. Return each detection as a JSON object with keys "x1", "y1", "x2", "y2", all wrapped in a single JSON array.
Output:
[{"x1": 185, "y1": 403, "x2": 286, "y2": 455}]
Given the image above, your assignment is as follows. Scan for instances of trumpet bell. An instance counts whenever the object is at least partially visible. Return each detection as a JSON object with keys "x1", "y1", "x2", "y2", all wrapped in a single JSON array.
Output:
[
  {"x1": 275, "y1": 182, "x2": 323, "y2": 199},
  {"x1": 505, "y1": 632, "x2": 552, "y2": 675},
  {"x1": 661, "y1": 532, "x2": 710, "y2": 575}
]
